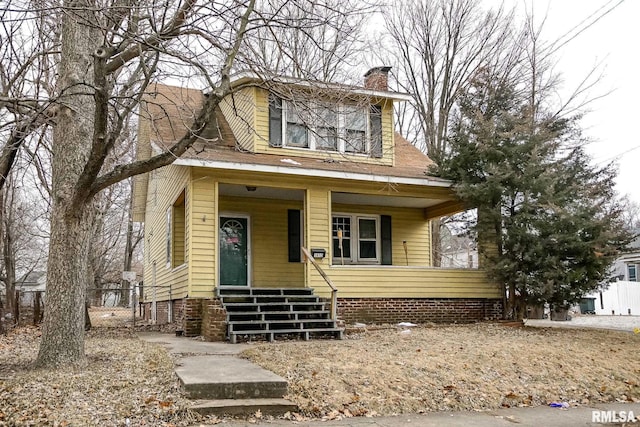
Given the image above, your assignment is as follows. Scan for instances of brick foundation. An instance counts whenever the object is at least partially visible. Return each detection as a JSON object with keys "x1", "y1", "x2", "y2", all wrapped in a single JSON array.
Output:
[
  {"x1": 183, "y1": 298, "x2": 203, "y2": 336},
  {"x1": 202, "y1": 299, "x2": 228, "y2": 341},
  {"x1": 337, "y1": 297, "x2": 503, "y2": 324},
  {"x1": 141, "y1": 297, "x2": 228, "y2": 341},
  {"x1": 141, "y1": 299, "x2": 183, "y2": 325}
]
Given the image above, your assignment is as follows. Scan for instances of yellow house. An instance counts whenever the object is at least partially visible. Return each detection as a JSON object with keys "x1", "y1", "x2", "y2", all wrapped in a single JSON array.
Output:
[{"x1": 133, "y1": 68, "x2": 502, "y2": 342}]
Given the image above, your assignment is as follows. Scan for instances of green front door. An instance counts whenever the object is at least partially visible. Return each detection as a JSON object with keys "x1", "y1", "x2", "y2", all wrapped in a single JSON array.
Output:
[{"x1": 219, "y1": 216, "x2": 249, "y2": 286}]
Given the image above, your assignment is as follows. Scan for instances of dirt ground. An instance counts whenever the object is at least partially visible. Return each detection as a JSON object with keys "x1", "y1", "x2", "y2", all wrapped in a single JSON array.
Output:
[
  {"x1": 242, "y1": 323, "x2": 640, "y2": 419},
  {"x1": 1, "y1": 323, "x2": 639, "y2": 425},
  {"x1": 0, "y1": 326, "x2": 211, "y2": 426}
]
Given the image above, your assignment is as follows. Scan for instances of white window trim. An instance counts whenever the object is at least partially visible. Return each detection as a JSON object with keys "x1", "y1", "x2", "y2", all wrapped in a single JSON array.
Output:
[
  {"x1": 332, "y1": 213, "x2": 381, "y2": 265},
  {"x1": 165, "y1": 207, "x2": 171, "y2": 269},
  {"x1": 628, "y1": 264, "x2": 638, "y2": 282},
  {"x1": 281, "y1": 101, "x2": 371, "y2": 154},
  {"x1": 167, "y1": 191, "x2": 187, "y2": 270}
]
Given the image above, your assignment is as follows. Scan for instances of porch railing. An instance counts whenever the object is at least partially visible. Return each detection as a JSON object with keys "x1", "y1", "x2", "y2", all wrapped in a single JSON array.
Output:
[{"x1": 301, "y1": 247, "x2": 338, "y2": 321}]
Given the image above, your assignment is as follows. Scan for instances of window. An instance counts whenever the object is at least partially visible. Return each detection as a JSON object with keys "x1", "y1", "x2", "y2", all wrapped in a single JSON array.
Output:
[
  {"x1": 332, "y1": 216, "x2": 352, "y2": 261},
  {"x1": 268, "y1": 93, "x2": 381, "y2": 156},
  {"x1": 332, "y1": 214, "x2": 379, "y2": 264},
  {"x1": 268, "y1": 94, "x2": 282, "y2": 147},
  {"x1": 316, "y1": 105, "x2": 338, "y2": 151},
  {"x1": 167, "y1": 190, "x2": 186, "y2": 268},
  {"x1": 286, "y1": 102, "x2": 309, "y2": 148},
  {"x1": 370, "y1": 105, "x2": 383, "y2": 158},
  {"x1": 358, "y1": 218, "x2": 377, "y2": 259},
  {"x1": 629, "y1": 264, "x2": 638, "y2": 282},
  {"x1": 344, "y1": 106, "x2": 367, "y2": 153}
]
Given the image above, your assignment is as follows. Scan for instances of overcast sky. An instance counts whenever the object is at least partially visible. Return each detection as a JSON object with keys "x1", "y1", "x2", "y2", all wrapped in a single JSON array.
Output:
[{"x1": 509, "y1": 0, "x2": 639, "y2": 205}]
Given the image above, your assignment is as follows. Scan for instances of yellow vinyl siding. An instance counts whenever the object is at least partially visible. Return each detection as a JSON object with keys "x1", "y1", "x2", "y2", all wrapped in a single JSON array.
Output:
[
  {"x1": 219, "y1": 87, "x2": 256, "y2": 151},
  {"x1": 305, "y1": 188, "x2": 332, "y2": 291},
  {"x1": 380, "y1": 99, "x2": 394, "y2": 165},
  {"x1": 188, "y1": 178, "x2": 217, "y2": 298},
  {"x1": 218, "y1": 196, "x2": 305, "y2": 287},
  {"x1": 321, "y1": 267, "x2": 501, "y2": 299},
  {"x1": 143, "y1": 166, "x2": 492, "y2": 303},
  {"x1": 331, "y1": 204, "x2": 431, "y2": 266},
  {"x1": 253, "y1": 88, "x2": 395, "y2": 166},
  {"x1": 142, "y1": 165, "x2": 190, "y2": 302}
]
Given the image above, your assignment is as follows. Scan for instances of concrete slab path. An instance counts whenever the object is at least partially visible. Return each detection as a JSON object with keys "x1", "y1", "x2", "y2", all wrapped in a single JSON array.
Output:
[
  {"x1": 138, "y1": 332, "x2": 296, "y2": 415},
  {"x1": 138, "y1": 332, "x2": 250, "y2": 355},
  {"x1": 176, "y1": 355, "x2": 288, "y2": 399}
]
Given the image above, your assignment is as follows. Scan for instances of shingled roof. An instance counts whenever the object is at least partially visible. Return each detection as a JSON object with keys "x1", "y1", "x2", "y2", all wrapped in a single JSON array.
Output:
[{"x1": 140, "y1": 83, "x2": 445, "y2": 183}]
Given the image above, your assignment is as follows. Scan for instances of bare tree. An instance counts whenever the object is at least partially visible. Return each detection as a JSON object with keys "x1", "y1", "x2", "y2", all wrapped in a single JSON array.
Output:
[
  {"x1": 2, "y1": 0, "x2": 376, "y2": 368},
  {"x1": 242, "y1": 0, "x2": 372, "y2": 82},
  {"x1": 382, "y1": 0, "x2": 518, "y2": 165}
]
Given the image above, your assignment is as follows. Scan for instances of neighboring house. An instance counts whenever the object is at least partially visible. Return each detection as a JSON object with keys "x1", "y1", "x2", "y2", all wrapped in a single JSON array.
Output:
[
  {"x1": 16, "y1": 271, "x2": 47, "y2": 306},
  {"x1": 586, "y1": 232, "x2": 640, "y2": 315},
  {"x1": 440, "y1": 230, "x2": 478, "y2": 269},
  {"x1": 133, "y1": 68, "x2": 502, "y2": 341}
]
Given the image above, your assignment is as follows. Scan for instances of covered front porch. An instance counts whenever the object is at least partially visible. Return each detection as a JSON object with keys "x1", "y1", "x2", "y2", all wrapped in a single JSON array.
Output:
[{"x1": 188, "y1": 167, "x2": 501, "y2": 309}]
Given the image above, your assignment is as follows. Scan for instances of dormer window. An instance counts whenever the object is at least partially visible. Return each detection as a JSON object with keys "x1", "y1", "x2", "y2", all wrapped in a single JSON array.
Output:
[{"x1": 269, "y1": 93, "x2": 382, "y2": 157}]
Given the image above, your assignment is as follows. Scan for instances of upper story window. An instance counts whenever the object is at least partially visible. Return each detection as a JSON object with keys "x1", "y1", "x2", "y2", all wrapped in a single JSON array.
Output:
[{"x1": 269, "y1": 93, "x2": 383, "y2": 157}]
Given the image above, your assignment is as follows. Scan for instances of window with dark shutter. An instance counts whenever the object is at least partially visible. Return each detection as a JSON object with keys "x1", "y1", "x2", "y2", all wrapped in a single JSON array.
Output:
[
  {"x1": 269, "y1": 94, "x2": 283, "y2": 147},
  {"x1": 381, "y1": 215, "x2": 392, "y2": 265},
  {"x1": 288, "y1": 209, "x2": 301, "y2": 262},
  {"x1": 370, "y1": 105, "x2": 383, "y2": 158}
]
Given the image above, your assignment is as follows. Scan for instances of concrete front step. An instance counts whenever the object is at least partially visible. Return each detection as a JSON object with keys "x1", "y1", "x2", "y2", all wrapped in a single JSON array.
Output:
[
  {"x1": 229, "y1": 327, "x2": 344, "y2": 343},
  {"x1": 176, "y1": 355, "x2": 288, "y2": 400},
  {"x1": 190, "y1": 398, "x2": 298, "y2": 416},
  {"x1": 218, "y1": 286, "x2": 315, "y2": 296}
]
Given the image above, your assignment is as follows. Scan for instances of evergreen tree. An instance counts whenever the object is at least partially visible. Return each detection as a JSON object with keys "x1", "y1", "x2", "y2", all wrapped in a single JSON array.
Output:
[{"x1": 440, "y1": 72, "x2": 631, "y2": 319}]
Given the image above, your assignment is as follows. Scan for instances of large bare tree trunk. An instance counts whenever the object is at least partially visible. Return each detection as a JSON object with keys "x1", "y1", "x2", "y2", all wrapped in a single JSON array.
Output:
[
  {"x1": 38, "y1": 206, "x2": 95, "y2": 367},
  {"x1": 35, "y1": 0, "x2": 99, "y2": 368}
]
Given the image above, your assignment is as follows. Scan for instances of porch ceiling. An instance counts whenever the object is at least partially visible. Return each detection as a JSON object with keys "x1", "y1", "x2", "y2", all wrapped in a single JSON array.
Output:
[
  {"x1": 332, "y1": 192, "x2": 444, "y2": 208},
  {"x1": 218, "y1": 184, "x2": 452, "y2": 209},
  {"x1": 219, "y1": 183, "x2": 304, "y2": 201}
]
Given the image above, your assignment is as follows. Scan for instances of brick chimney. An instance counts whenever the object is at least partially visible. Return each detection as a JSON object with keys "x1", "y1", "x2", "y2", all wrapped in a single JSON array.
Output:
[{"x1": 364, "y1": 66, "x2": 392, "y2": 91}]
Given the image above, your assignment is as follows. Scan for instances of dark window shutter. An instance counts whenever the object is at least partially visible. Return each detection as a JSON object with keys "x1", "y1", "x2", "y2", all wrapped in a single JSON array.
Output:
[
  {"x1": 269, "y1": 94, "x2": 283, "y2": 147},
  {"x1": 288, "y1": 209, "x2": 301, "y2": 262},
  {"x1": 370, "y1": 105, "x2": 383, "y2": 158},
  {"x1": 381, "y1": 215, "x2": 392, "y2": 265}
]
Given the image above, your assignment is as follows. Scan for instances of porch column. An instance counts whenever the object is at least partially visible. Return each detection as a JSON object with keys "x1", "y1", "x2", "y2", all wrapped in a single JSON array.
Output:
[
  {"x1": 189, "y1": 177, "x2": 218, "y2": 298},
  {"x1": 304, "y1": 187, "x2": 332, "y2": 295}
]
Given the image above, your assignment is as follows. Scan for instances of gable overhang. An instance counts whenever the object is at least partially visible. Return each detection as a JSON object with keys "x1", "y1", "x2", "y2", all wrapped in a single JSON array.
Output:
[
  {"x1": 177, "y1": 157, "x2": 466, "y2": 218},
  {"x1": 174, "y1": 157, "x2": 450, "y2": 188},
  {"x1": 228, "y1": 71, "x2": 414, "y2": 102}
]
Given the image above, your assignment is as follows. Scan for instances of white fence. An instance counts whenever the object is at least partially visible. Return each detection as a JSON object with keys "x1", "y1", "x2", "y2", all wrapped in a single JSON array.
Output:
[{"x1": 588, "y1": 281, "x2": 640, "y2": 316}]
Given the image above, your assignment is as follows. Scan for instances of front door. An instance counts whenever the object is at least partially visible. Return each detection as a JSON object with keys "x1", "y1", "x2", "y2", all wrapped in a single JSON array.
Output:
[{"x1": 219, "y1": 216, "x2": 249, "y2": 286}]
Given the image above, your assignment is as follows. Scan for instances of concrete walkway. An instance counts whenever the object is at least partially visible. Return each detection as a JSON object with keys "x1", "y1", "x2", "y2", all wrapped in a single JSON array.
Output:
[
  {"x1": 138, "y1": 332, "x2": 296, "y2": 415},
  {"x1": 138, "y1": 332, "x2": 251, "y2": 356}
]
